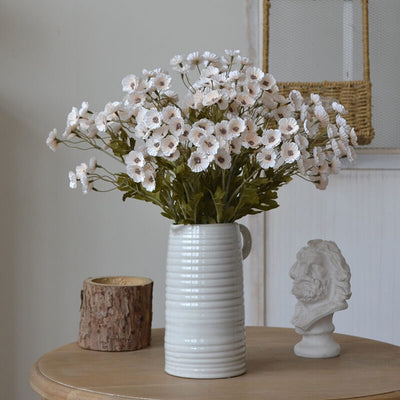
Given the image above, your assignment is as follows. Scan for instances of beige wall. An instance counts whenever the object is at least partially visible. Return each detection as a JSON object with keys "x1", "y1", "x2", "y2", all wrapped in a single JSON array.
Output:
[{"x1": 0, "y1": 1, "x2": 249, "y2": 399}]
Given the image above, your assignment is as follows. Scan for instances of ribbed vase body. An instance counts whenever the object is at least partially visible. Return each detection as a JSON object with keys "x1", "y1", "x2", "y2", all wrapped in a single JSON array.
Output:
[{"x1": 165, "y1": 223, "x2": 246, "y2": 379}]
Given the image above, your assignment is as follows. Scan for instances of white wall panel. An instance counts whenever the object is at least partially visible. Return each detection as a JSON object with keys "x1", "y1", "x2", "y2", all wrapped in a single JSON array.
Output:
[{"x1": 265, "y1": 170, "x2": 400, "y2": 345}]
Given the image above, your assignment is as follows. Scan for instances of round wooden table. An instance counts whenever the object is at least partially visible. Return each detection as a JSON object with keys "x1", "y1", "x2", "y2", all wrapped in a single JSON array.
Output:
[{"x1": 30, "y1": 327, "x2": 400, "y2": 400}]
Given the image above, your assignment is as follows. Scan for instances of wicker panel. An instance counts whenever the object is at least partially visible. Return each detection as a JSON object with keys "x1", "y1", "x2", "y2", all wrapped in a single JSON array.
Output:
[{"x1": 263, "y1": 0, "x2": 374, "y2": 145}]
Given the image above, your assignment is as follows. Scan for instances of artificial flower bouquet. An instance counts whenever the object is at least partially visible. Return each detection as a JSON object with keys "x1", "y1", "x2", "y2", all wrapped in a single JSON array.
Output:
[{"x1": 47, "y1": 50, "x2": 357, "y2": 224}]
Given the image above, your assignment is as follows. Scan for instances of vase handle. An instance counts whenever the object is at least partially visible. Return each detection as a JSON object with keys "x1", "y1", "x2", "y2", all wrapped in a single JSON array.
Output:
[{"x1": 239, "y1": 224, "x2": 252, "y2": 260}]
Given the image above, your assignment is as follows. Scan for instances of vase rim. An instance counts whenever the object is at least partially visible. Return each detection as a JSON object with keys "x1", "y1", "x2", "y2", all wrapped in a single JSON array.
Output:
[{"x1": 171, "y1": 222, "x2": 238, "y2": 227}]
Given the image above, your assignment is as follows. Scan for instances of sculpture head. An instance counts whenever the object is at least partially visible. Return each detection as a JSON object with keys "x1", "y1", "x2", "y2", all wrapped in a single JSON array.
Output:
[{"x1": 290, "y1": 239, "x2": 351, "y2": 330}]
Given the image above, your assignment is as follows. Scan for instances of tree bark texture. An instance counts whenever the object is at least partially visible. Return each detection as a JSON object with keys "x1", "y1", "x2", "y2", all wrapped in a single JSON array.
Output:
[{"x1": 78, "y1": 276, "x2": 153, "y2": 351}]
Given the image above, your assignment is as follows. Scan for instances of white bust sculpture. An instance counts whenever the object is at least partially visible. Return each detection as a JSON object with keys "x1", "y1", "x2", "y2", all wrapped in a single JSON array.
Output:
[{"x1": 290, "y1": 239, "x2": 351, "y2": 358}]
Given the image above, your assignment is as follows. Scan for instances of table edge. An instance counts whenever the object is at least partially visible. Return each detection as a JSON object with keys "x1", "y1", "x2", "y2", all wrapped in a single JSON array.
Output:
[{"x1": 29, "y1": 327, "x2": 400, "y2": 400}]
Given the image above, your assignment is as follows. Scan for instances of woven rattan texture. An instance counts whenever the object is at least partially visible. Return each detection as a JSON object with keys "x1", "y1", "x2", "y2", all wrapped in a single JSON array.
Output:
[{"x1": 263, "y1": 0, "x2": 374, "y2": 145}]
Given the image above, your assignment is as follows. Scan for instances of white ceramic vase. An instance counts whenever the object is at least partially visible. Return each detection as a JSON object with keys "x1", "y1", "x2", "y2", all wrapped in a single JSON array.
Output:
[{"x1": 164, "y1": 223, "x2": 251, "y2": 379}]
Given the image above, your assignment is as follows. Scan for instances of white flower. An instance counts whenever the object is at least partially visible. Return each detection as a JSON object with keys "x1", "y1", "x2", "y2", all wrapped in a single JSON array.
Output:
[
  {"x1": 297, "y1": 158, "x2": 307, "y2": 175},
  {"x1": 142, "y1": 167, "x2": 156, "y2": 192},
  {"x1": 299, "y1": 104, "x2": 310, "y2": 122},
  {"x1": 62, "y1": 125, "x2": 74, "y2": 139},
  {"x1": 164, "y1": 149, "x2": 180, "y2": 162},
  {"x1": 310, "y1": 93, "x2": 321, "y2": 105},
  {"x1": 122, "y1": 74, "x2": 139, "y2": 93},
  {"x1": 214, "y1": 149, "x2": 232, "y2": 169},
  {"x1": 88, "y1": 157, "x2": 97, "y2": 173},
  {"x1": 228, "y1": 117, "x2": 246, "y2": 137},
  {"x1": 313, "y1": 146, "x2": 326, "y2": 166},
  {"x1": 172, "y1": 63, "x2": 191, "y2": 74},
  {"x1": 246, "y1": 66, "x2": 264, "y2": 82},
  {"x1": 146, "y1": 137, "x2": 162, "y2": 156},
  {"x1": 162, "y1": 90, "x2": 179, "y2": 102},
  {"x1": 315, "y1": 174, "x2": 329, "y2": 190},
  {"x1": 189, "y1": 126, "x2": 207, "y2": 146},
  {"x1": 151, "y1": 73, "x2": 171, "y2": 91},
  {"x1": 180, "y1": 124, "x2": 191, "y2": 143},
  {"x1": 202, "y1": 51, "x2": 219, "y2": 64},
  {"x1": 294, "y1": 134, "x2": 309, "y2": 150},
  {"x1": 80, "y1": 175, "x2": 91, "y2": 194},
  {"x1": 262, "y1": 92, "x2": 278, "y2": 109},
  {"x1": 228, "y1": 70, "x2": 244, "y2": 82},
  {"x1": 107, "y1": 121, "x2": 121, "y2": 134},
  {"x1": 304, "y1": 120, "x2": 318, "y2": 138},
  {"x1": 125, "y1": 92, "x2": 146, "y2": 109},
  {"x1": 246, "y1": 81, "x2": 261, "y2": 98},
  {"x1": 225, "y1": 49, "x2": 240, "y2": 57},
  {"x1": 199, "y1": 135, "x2": 219, "y2": 155},
  {"x1": 187, "y1": 51, "x2": 203, "y2": 67},
  {"x1": 136, "y1": 107, "x2": 147, "y2": 125},
  {"x1": 281, "y1": 142, "x2": 300, "y2": 163},
  {"x1": 188, "y1": 151, "x2": 210, "y2": 172},
  {"x1": 331, "y1": 139, "x2": 342, "y2": 157},
  {"x1": 46, "y1": 129, "x2": 59, "y2": 151},
  {"x1": 314, "y1": 105, "x2": 329, "y2": 127},
  {"x1": 245, "y1": 119, "x2": 257, "y2": 134},
  {"x1": 257, "y1": 148, "x2": 277, "y2": 169},
  {"x1": 137, "y1": 79, "x2": 152, "y2": 92},
  {"x1": 242, "y1": 131, "x2": 261, "y2": 149},
  {"x1": 202, "y1": 89, "x2": 222, "y2": 106},
  {"x1": 142, "y1": 67, "x2": 163, "y2": 78},
  {"x1": 336, "y1": 114, "x2": 347, "y2": 128},
  {"x1": 230, "y1": 137, "x2": 242, "y2": 154},
  {"x1": 143, "y1": 109, "x2": 162, "y2": 129},
  {"x1": 95, "y1": 111, "x2": 108, "y2": 132},
  {"x1": 238, "y1": 55, "x2": 252, "y2": 66},
  {"x1": 193, "y1": 119, "x2": 214, "y2": 135},
  {"x1": 161, "y1": 135, "x2": 179, "y2": 156},
  {"x1": 289, "y1": 90, "x2": 304, "y2": 111},
  {"x1": 125, "y1": 151, "x2": 145, "y2": 167},
  {"x1": 327, "y1": 124, "x2": 338, "y2": 139},
  {"x1": 78, "y1": 113, "x2": 93, "y2": 131},
  {"x1": 337, "y1": 139, "x2": 350, "y2": 155},
  {"x1": 79, "y1": 101, "x2": 89, "y2": 117},
  {"x1": 272, "y1": 105, "x2": 294, "y2": 121},
  {"x1": 279, "y1": 118, "x2": 299, "y2": 136},
  {"x1": 68, "y1": 171, "x2": 77, "y2": 189},
  {"x1": 216, "y1": 95, "x2": 229, "y2": 110},
  {"x1": 118, "y1": 105, "x2": 135, "y2": 122},
  {"x1": 338, "y1": 126, "x2": 349, "y2": 142},
  {"x1": 127, "y1": 165, "x2": 145, "y2": 183},
  {"x1": 185, "y1": 91, "x2": 203, "y2": 110},
  {"x1": 67, "y1": 107, "x2": 79, "y2": 129},
  {"x1": 259, "y1": 73, "x2": 276, "y2": 91},
  {"x1": 228, "y1": 102, "x2": 239, "y2": 114},
  {"x1": 215, "y1": 121, "x2": 232, "y2": 141},
  {"x1": 201, "y1": 66, "x2": 219, "y2": 80},
  {"x1": 162, "y1": 106, "x2": 181, "y2": 122},
  {"x1": 213, "y1": 73, "x2": 228, "y2": 86},
  {"x1": 75, "y1": 162, "x2": 88, "y2": 180},
  {"x1": 330, "y1": 157, "x2": 341, "y2": 174},
  {"x1": 75, "y1": 163, "x2": 91, "y2": 194},
  {"x1": 349, "y1": 128, "x2": 358, "y2": 146},
  {"x1": 134, "y1": 123, "x2": 149, "y2": 139},
  {"x1": 170, "y1": 54, "x2": 184, "y2": 66},
  {"x1": 169, "y1": 117, "x2": 185, "y2": 137},
  {"x1": 236, "y1": 93, "x2": 255, "y2": 107},
  {"x1": 262, "y1": 129, "x2": 281, "y2": 148},
  {"x1": 153, "y1": 125, "x2": 169, "y2": 139},
  {"x1": 332, "y1": 101, "x2": 346, "y2": 114},
  {"x1": 347, "y1": 146, "x2": 357, "y2": 162}
]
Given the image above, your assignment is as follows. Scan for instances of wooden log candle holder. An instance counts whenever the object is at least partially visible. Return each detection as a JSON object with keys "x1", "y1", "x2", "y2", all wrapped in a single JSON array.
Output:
[{"x1": 78, "y1": 276, "x2": 153, "y2": 351}]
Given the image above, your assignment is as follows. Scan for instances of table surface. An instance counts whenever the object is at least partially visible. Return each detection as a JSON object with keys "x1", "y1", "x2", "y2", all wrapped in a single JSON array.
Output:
[{"x1": 30, "y1": 327, "x2": 400, "y2": 400}]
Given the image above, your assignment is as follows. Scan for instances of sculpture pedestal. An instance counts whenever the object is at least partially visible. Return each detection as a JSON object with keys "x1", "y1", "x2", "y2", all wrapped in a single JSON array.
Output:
[{"x1": 294, "y1": 314, "x2": 340, "y2": 358}]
